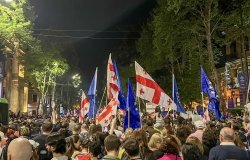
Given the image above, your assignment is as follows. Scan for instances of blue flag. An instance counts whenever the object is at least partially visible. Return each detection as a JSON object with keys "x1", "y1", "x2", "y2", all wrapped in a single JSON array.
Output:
[
  {"x1": 201, "y1": 67, "x2": 221, "y2": 120},
  {"x1": 88, "y1": 68, "x2": 97, "y2": 118},
  {"x1": 201, "y1": 67, "x2": 219, "y2": 99},
  {"x1": 173, "y1": 74, "x2": 186, "y2": 113},
  {"x1": 113, "y1": 61, "x2": 126, "y2": 110},
  {"x1": 124, "y1": 79, "x2": 141, "y2": 131},
  {"x1": 208, "y1": 98, "x2": 221, "y2": 120}
]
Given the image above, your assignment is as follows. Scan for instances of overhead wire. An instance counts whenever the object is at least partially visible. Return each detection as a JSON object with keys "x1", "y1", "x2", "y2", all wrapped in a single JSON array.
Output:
[
  {"x1": 32, "y1": 33, "x2": 147, "y2": 39},
  {"x1": 32, "y1": 28, "x2": 142, "y2": 33}
]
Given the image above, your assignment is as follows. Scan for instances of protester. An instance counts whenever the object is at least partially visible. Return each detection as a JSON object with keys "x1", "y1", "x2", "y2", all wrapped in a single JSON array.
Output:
[
  {"x1": 188, "y1": 120, "x2": 205, "y2": 142},
  {"x1": 202, "y1": 127, "x2": 218, "y2": 159},
  {"x1": 102, "y1": 135, "x2": 121, "y2": 160},
  {"x1": 65, "y1": 135, "x2": 82, "y2": 157},
  {"x1": 145, "y1": 118, "x2": 159, "y2": 139},
  {"x1": 176, "y1": 125, "x2": 192, "y2": 145},
  {"x1": 148, "y1": 133, "x2": 164, "y2": 159},
  {"x1": 186, "y1": 136, "x2": 204, "y2": 155},
  {"x1": 72, "y1": 137, "x2": 91, "y2": 160},
  {"x1": 131, "y1": 129, "x2": 154, "y2": 159},
  {"x1": 158, "y1": 135, "x2": 182, "y2": 160},
  {"x1": 33, "y1": 120, "x2": 53, "y2": 160},
  {"x1": 89, "y1": 140, "x2": 102, "y2": 160},
  {"x1": 182, "y1": 143, "x2": 202, "y2": 160},
  {"x1": 46, "y1": 134, "x2": 69, "y2": 160},
  {"x1": 80, "y1": 124, "x2": 89, "y2": 139},
  {"x1": 69, "y1": 118, "x2": 77, "y2": 131},
  {"x1": 123, "y1": 138, "x2": 142, "y2": 160},
  {"x1": 7, "y1": 137, "x2": 33, "y2": 160},
  {"x1": 209, "y1": 127, "x2": 249, "y2": 160},
  {"x1": 72, "y1": 124, "x2": 81, "y2": 136}
]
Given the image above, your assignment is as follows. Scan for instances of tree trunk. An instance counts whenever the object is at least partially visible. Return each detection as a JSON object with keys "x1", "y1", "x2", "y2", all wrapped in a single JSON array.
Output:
[{"x1": 204, "y1": 3, "x2": 225, "y2": 109}]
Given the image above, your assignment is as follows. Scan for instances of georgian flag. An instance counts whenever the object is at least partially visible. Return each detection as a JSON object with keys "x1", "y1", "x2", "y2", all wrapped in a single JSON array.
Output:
[
  {"x1": 107, "y1": 54, "x2": 119, "y2": 100},
  {"x1": 135, "y1": 61, "x2": 177, "y2": 110},
  {"x1": 79, "y1": 91, "x2": 90, "y2": 123},
  {"x1": 97, "y1": 99, "x2": 118, "y2": 127}
]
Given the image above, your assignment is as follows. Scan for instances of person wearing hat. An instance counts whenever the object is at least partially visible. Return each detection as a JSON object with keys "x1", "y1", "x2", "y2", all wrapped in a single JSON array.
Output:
[{"x1": 188, "y1": 120, "x2": 205, "y2": 142}]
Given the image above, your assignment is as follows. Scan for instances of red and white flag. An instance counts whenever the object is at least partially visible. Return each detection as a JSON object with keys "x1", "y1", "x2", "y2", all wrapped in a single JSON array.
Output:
[
  {"x1": 97, "y1": 99, "x2": 118, "y2": 127},
  {"x1": 107, "y1": 54, "x2": 119, "y2": 100},
  {"x1": 135, "y1": 61, "x2": 177, "y2": 110},
  {"x1": 79, "y1": 91, "x2": 90, "y2": 123},
  {"x1": 203, "y1": 109, "x2": 210, "y2": 122}
]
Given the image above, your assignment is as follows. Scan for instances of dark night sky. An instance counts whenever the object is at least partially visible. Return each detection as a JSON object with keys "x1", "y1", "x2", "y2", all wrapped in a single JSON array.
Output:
[{"x1": 31, "y1": 0, "x2": 155, "y2": 89}]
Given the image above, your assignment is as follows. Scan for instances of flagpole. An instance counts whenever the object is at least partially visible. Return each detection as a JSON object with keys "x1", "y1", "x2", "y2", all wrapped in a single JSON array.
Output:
[
  {"x1": 128, "y1": 107, "x2": 130, "y2": 129},
  {"x1": 99, "y1": 86, "x2": 106, "y2": 108},
  {"x1": 201, "y1": 92, "x2": 205, "y2": 112},
  {"x1": 138, "y1": 98, "x2": 142, "y2": 128},
  {"x1": 172, "y1": 74, "x2": 174, "y2": 101},
  {"x1": 93, "y1": 67, "x2": 98, "y2": 118}
]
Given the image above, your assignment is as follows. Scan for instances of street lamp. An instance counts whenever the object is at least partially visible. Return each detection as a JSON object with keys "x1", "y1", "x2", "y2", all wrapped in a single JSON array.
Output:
[{"x1": 72, "y1": 74, "x2": 81, "y2": 88}]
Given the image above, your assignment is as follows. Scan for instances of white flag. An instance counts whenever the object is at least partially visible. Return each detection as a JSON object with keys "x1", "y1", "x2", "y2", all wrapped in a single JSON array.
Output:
[{"x1": 135, "y1": 61, "x2": 176, "y2": 110}]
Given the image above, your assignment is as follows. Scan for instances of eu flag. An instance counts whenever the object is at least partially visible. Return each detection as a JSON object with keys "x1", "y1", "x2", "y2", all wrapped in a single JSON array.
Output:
[
  {"x1": 124, "y1": 79, "x2": 141, "y2": 131},
  {"x1": 173, "y1": 74, "x2": 186, "y2": 113},
  {"x1": 201, "y1": 67, "x2": 219, "y2": 100},
  {"x1": 113, "y1": 61, "x2": 126, "y2": 110},
  {"x1": 88, "y1": 68, "x2": 98, "y2": 119},
  {"x1": 201, "y1": 67, "x2": 221, "y2": 120}
]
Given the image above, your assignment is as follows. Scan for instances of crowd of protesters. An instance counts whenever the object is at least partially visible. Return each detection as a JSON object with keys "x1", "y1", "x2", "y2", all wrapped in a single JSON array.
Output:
[{"x1": 0, "y1": 108, "x2": 250, "y2": 160}]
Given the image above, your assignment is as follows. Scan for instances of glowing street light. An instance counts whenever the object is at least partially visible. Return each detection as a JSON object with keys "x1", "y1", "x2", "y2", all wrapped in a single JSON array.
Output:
[{"x1": 72, "y1": 74, "x2": 81, "y2": 88}]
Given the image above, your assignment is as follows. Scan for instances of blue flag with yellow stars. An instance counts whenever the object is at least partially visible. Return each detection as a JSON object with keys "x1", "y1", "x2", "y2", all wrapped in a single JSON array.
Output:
[
  {"x1": 124, "y1": 79, "x2": 141, "y2": 131},
  {"x1": 173, "y1": 74, "x2": 186, "y2": 113},
  {"x1": 201, "y1": 67, "x2": 221, "y2": 120}
]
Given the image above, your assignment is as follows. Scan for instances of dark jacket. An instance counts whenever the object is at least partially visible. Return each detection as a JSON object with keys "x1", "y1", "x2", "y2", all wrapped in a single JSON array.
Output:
[
  {"x1": 33, "y1": 134, "x2": 52, "y2": 160},
  {"x1": 209, "y1": 144, "x2": 249, "y2": 160}
]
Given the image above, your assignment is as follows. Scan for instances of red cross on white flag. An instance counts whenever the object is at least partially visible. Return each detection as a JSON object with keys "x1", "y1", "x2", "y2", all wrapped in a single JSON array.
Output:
[
  {"x1": 135, "y1": 61, "x2": 176, "y2": 110},
  {"x1": 107, "y1": 54, "x2": 119, "y2": 100},
  {"x1": 97, "y1": 99, "x2": 118, "y2": 127},
  {"x1": 79, "y1": 91, "x2": 90, "y2": 123}
]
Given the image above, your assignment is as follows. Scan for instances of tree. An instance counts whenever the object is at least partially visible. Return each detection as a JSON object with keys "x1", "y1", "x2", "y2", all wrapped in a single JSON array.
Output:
[
  {"x1": 23, "y1": 47, "x2": 69, "y2": 114},
  {"x1": 136, "y1": 1, "x2": 203, "y2": 105},
  {"x1": 0, "y1": 0, "x2": 36, "y2": 56}
]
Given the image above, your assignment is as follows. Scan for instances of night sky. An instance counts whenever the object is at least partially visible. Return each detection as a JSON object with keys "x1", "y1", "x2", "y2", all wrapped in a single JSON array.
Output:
[{"x1": 31, "y1": 0, "x2": 155, "y2": 89}]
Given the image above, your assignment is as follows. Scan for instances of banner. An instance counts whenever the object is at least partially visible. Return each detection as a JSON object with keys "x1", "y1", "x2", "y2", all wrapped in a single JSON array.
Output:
[{"x1": 238, "y1": 72, "x2": 248, "y2": 105}]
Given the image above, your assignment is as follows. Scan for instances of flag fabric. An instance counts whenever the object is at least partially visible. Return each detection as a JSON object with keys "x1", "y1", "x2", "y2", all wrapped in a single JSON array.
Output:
[
  {"x1": 200, "y1": 67, "x2": 221, "y2": 120},
  {"x1": 124, "y1": 80, "x2": 141, "y2": 131},
  {"x1": 173, "y1": 74, "x2": 186, "y2": 113},
  {"x1": 208, "y1": 98, "x2": 221, "y2": 120},
  {"x1": 201, "y1": 67, "x2": 219, "y2": 99},
  {"x1": 107, "y1": 54, "x2": 119, "y2": 100},
  {"x1": 79, "y1": 91, "x2": 90, "y2": 123},
  {"x1": 88, "y1": 68, "x2": 98, "y2": 119},
  {"x1": 97, "y1": 99, "x2": 118, "y2": 127},
  {"x1": 135, "y1": 61, "x2": 176, "y2": 110},
  {"x1": 203, "y1": 108, "x2": 210, "y2": 122},
  {"x1": 113, "y1": 61, "x2": 126, "y2": 111}
]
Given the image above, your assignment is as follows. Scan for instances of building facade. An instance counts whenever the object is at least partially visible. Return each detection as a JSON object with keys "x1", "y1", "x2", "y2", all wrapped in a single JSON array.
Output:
[
  {"x1": 2, "y1": 48, "x2": 29, "y2": 113},
  {"x1": 220, "y1": 35, "x2": 250, "y2": 108}
]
